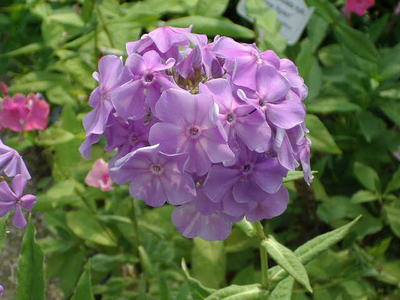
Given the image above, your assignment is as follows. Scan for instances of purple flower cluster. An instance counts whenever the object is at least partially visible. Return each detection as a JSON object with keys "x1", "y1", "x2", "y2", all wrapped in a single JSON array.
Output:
[
  {"x1": 80, "y1": 26, "x2": 312, "y2": 241},
  {"x1": 0, "y1": 139, "x2": 36, "y2": 228}
]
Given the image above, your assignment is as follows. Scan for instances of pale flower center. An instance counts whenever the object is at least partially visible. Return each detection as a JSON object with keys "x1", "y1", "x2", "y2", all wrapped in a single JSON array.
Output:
[{"x1": 151, "y1": 164, "x2": 163, "y2": 174}]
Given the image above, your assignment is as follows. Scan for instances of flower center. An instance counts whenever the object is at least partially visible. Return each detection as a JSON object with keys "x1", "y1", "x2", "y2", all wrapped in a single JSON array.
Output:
[
  {"x1": 226, "y1": 112, "x2": 235, "y2": 123},
  {"x1": 143, "y1": 72, "x2": 155, "y2": 84},
  {"x1": 187, "y1": 126, "x2": 201, "y2": 138},
  {"x1": 242, "y1": 163, "x2": 252, "y2": 173},
  {"x1": 151, "y1": 164, "x2": 163, "y2": 174},
  {"x1": 130, "y1": 134, "x2": 139, "y2": 144},
  {"x1": 258, "y1": 98, "x2": 266, "y2": 107}
]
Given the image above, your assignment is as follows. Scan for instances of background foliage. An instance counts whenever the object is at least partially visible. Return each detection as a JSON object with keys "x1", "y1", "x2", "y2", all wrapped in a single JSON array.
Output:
[{"x1": 0, "y1": 0, "x2": 400, "y2": 299}]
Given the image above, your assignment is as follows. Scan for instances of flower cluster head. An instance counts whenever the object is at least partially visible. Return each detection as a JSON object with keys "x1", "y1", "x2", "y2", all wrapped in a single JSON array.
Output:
[
  {"x1": 80, "y1": 26, "x2": 312, "y2": 241},
  {"x1": 0, "y1": 85, "x2": 50, "y2": 132},
  {"x1": 0, "y1": 139, "x2": 35, "y2": 228}
]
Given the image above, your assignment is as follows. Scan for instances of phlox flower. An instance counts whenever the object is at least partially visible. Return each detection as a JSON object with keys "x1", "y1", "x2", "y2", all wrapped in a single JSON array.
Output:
[
  {"x1": 110, "y1": 144, "x2": 196, "y2": 207},
  {"x1": 0, "y1": 139, "x2": 31, "y2": 180},
  {"x1": 85, "y1": 158, "x2": 114, "y2": 191},
  {"x1": 149, "y1": 89, "x2": 235, "y2": 176},
  {"x1": 0, "y1": 175, "x2": 36, "y2": 228},
  {"x1": 112, "y1": 51, "x2": 176, "y2": 120}
]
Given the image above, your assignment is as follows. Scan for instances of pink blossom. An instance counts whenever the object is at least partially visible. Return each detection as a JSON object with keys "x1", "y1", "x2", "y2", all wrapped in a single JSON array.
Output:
[
  {"x1": 85, "y1": 159, "x2": 114, "y2": 191},
  {"x1": 0, "y1": 93, "x2": 49, "y2": 132},
  {"x1": 395, "y1": 2, "x2": 400, "y2": 15},
  {"x1": 344, "y1": 0, "x2": 375, "y2": 16}
]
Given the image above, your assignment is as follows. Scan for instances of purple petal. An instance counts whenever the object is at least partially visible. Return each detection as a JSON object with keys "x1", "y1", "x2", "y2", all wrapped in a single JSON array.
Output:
[
  {"x1": 149, "y1": 122, "x2": 186, "y2": 153},
  {"x1": 111, "y1": 80, "x2": 147, "y2": 121},
  {"x1": 256, "y1": 65, "x2": 290, "y2": 102},
  {"x1": 125, "y1": 53, "x2": 146, "y2": 75},
  {"x1": 79, "y1": 134, "x2": 101, "y2": 159},
  {"x1": 193, "y1": 187, "x2": 223, "y2": 215},
  {"x1": 246, "y1": 186, "x2": 289, "y2": 222},
  {"x1": 12, "y1": 205, "x2": 27, "y2": 229},
  {"x1": 232, "y1": 56, "x2": 258, "y2": 90},
  {"x1": 260, "y1": 50, "x2": 280, "y2": 69},
  {"x1": 200, "y1": 79, "x2": 234, "y2": 113},
  {"x1": 199, "y1": 127, "x2": 235, "y2": 164},
  {"x1": 20, "y1": 194, "x2": 37, "y2": 211},
  {"x1": 129, "y1": 174, "x2": 167, "y2": 207},
  {"x1": 203, "y1": 165, "x2": 241, "y2": 202},
  {"x1": 232, "y1": 177, "x2": 271, "y2": 203},
  {"x1": 83, "y1": 100, "x2": 113, "y2": 135},
  {"x1": 222, "y1": 190, "x2": 256, "y2": 217},
  {"x1": 0, "y1": 181, "x2": 17, "y2": 202},
  {"x1": 160, "y1": 171, "x2": 196, "y2": 205},
  {"x1": 11, "y1": 175, "x2": 26, "y2": 198},
  {"x1": 253, "y1": 158, "x2": 287, "y2": 194},
  {"x1": 98, "y1": 55, "x2": 123, "y2": 91},
  {"x1": 266, "y1": 99, "x2": 305, "y2": 129}
]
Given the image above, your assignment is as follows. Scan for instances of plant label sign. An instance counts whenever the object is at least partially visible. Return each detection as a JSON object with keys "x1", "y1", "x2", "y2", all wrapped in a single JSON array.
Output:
[
  {"x1": 265, "y1": 0, "x2": 314, "y2": 45},
  {"x1": 237, "y1": 0, "x2": 314, "y2": 45}
]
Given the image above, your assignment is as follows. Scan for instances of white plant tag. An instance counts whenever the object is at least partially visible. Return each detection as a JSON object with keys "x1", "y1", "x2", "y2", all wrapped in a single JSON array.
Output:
[{"x1": 237, "y1": 0, "x2": 314, "y2": 45}]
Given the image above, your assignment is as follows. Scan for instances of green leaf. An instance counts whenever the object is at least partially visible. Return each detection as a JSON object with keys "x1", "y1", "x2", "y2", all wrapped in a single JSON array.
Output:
[
  {"x1": 16, "y1": 221, "x2": 45, "y2": 300},
  {"x1": 357, "y1": 111, "x2": 386, "y2": 143},
  {"x1": 159, "y1": 272, "x2": 172, "y2": 300},
  {"x1": 139, "y1": 245, "x2": 155, "y2": 277},
  {"x1": 71, "y1": 260, "x2": 94, "y2": 300},
  {"x1": 307, "y1": 97, "x2": 361, "y2": 114},
  {"x1": 353, "y1": 162, "x2": 381, "y2": 192},
  {"x1": 306, "y1": 114, "x2": 342, "y2": 154},
  {"x1": 90, "y1": 254, "x2": 138, "y2": 272},
  {"x1": 0, "y1": 43, "x2": 43, "y2": 58},
  {"x1": 191, "y1": 238, "x2": 226, "y2": 289},
  {"x1": 306, "y1": 0, "x2": 341, "y2": 24},
  {"x1": 385, "y1": 167, "x2": 400, "y2": 194},
  {"x1": 37, "y1": 127, "x2": 75, "y2": 146},
  {"x1": 61, "y1": 105, "x2": 82, "y2": 134},
  {"x1": 192, "y1": 0, "x2": 229, "y2": 17},
  {"x1": 46, "y1": 86, "x2": 77, "y2": 106},
  {"x1": 351, "y1": 190, "x2": 379, "y2": 204},
  {"x1": 82, "y1": 0, "x2": 94, "y2": 23},
  {"x1": 283, "y1": 171, "x2": 317, "y2": 183},
  {"x1": 380, "y1": 99, "x2": 400, "y2": 127},
  {"x1": 166, "y1": 16, "x2": 254, "y2": 39},
  {"x1": 269, "y1": 276, "x2": 294, "y2": 300},
  {"x1": 333, "y1": 23, "x2": 380, "y2": 64},
  {"x1": 307, "y1": 13, "x2": 329, "y2": 52},
  {"x1": 269, "y1": 216, "x2": 362, "y2": 284},
  {"x1": 235, "y1": 219, "x2": 257, "y2": 238},
  {"x1": 181, "y1": 258, "x2": 216, "y2": 299},
  {"x1": 262, "y1": 237, "x2": 312, "y2": 293},
  {"x1": 205, "y1": 284, "x2": 264, "y2": 300},
  {"x1": 0, "y1": 216, "x2": 7, "y2": 252},
  {"x1": 384, "y1": 205, "x2": 400, "y2": 238},
  {"x1": 66, "y1": 210, "x2": 117, "y2": 247}
]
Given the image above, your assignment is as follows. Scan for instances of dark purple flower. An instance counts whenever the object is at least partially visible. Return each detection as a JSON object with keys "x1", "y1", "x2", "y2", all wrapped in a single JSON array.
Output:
[
  {"x1": 110, "y1": 144, "x2": 196, "y2": 207},
  {"x1": 149, "y1": 88, "x2": 235, "y2": 176},
  {"x1": 0, "y1": 175, "x2": 36, "y2": 228},
  {"x1": 0, "y1": 139, "x2": 31, "y2": 180}
]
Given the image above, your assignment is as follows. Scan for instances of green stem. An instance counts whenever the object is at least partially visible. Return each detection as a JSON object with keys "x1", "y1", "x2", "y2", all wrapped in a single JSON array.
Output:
[
  {"x1": 254, "y1": 221, "x2": 269, "y2": 290},
  {"x1": 130, "y1": 199, "x2": 141, "y2": 258},
  {"x1": 95, "y1": 3, "x2": 114, "y2": 48}
]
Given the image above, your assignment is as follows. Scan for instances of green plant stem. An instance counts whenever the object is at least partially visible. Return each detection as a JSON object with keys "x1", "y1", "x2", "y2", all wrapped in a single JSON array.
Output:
[
  {"x1": 95, "y1": 3, "x2": 114, "y2": 48},
  {"x1": 130, "y1": 199, "x2": 141, "y2": 258},
  {"x1": 253, "y1": 221, "x2": 269, "y2": 290}
]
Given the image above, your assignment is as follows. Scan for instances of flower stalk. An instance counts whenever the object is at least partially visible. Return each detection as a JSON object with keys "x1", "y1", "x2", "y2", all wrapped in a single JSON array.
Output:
[{"x1": 254, "y1": 221, "x2": 269, "y2": 289}]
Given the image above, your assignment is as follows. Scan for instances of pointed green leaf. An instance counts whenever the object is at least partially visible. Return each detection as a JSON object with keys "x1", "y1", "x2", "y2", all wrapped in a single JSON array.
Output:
[
  {"x1": 205, "y1": 284, "x2": 264, "y2": 300},
  {"x1": 191, "y1": 238, "x2": 226, "y2": 289},
  {"x1": 334, "y1": 23, "x2": 380, "y2": 63},
  {"x1": 385, "y1": 167, "x2": 400, "y2": 195},
  {"x1": 307, "y1": 98, "x2": 361, "y2": 114},
  {"x1": 283, "y1": 171, "x2": 317, "y2": 183},
  {"x1": 269, "y1": 276, "x2": 295, "y2": 300},
  {"x1": 384, "y1": 205, "x2": 400, "y2": 238},
  {"x1": 306, "y1": 114, "x2": 342, "y2": 154},
  {"x1": 71, "y1": 260, "x2": 94, "y2": 300},
  {"x1": 192, "y1": 0, "x2": 229, "y2": 17},
  {"x1": 262, "y1": 237, "x2": 312, "y2": 293},
  {"x1": 159, "y1": 272, "x2": 171, "y2": 300},
  {"x1": 16, "y1": 221, "x2": 45, "y2": 300},
  {"x1": 181, "y1": 258, "x2": 216, "y2": 300},
  {"x1": 269, "y1": 216, "x2": 362, "y2": 284},
  {"x1": 351, "y1": 190, "x2": 379, "y2": 204},
  {"x1": 66, "y1": 210, "x2": 117, "y2": 247},
  {"x1": 354, "y1": 162, "x2": 381, "y2": 192}
]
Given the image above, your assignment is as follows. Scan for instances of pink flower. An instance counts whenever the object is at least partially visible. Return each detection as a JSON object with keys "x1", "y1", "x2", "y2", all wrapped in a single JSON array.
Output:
[
  {"x1": 85, "y1": 159, "x2": 114, "y2": 191},
  {"x1": 395, "y1": 2, "x2": 400, "y2": 15},
  {"x1": 344, "y1": 0, "x2": 375, "y2": 16},
  {"x1": 0, "y1": 93, "x2": 49, "y2": 132}
]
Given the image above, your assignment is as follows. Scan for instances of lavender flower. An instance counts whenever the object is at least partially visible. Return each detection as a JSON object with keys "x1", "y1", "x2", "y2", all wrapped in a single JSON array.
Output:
[
  {"x1": 0, "y1": 139, "x2": 31, "y2": 180},
  {"x1": 0, "y1": 175, "x2": 36, "y2": 228},
  {"x1": 80, "y1": 26, "x2": 312, "y2": 240}
]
